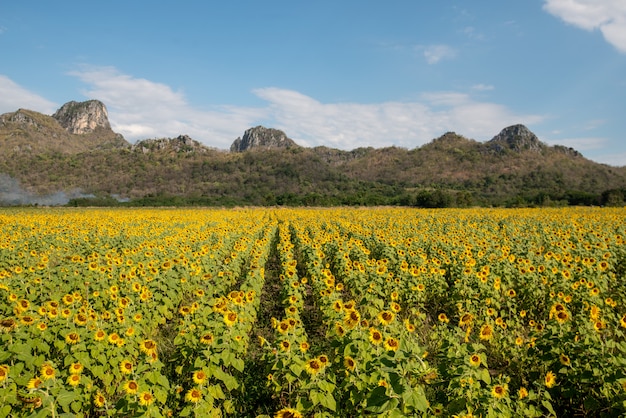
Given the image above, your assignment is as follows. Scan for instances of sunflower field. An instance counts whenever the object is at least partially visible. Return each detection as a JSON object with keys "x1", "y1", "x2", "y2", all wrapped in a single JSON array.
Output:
[{"x1": 0, "y1": 207, "x2": 625, "y2": 418}]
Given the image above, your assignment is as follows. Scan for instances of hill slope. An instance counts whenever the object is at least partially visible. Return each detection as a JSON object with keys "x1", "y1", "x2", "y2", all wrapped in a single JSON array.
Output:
[{"x1": 0, "y1": 104, "x2": 625, "y2": 206}]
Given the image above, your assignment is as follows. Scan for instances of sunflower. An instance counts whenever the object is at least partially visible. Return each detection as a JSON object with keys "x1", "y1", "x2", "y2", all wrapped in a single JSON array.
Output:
[
  {"x1": 108, "y1": 333, "x2": 120, "y2": 345},
  {"x1": 404, "y1": 319, "x2": 416, "y2": 333},
  {"x1": 138, "y1": 391, "x2": 154, "y2": 406},
  {"x1": 469, "y1": 354, "x2": 481, "y2": 367},
  {"x1": 304, "y1": 358, "x2": 323, "y2": 375},
  {"x1": 277, "y1": 320, "x2": 290, "y2": 334},
  {"x1": 20, "y1": 315, "x2": 35, "y2": 326},
  {"x1": 378, "y1": 310, "x2": 395, "y2": 326},
  {"x1": 555, "y1": 310, "x2": 569, "y2": 324},
  {"x1": 479, "y1": 324, "x2": 494, "y2": 341},
  {"x1": 69, "y1": 362, "x2": 83, "y2": 375},
  {"x1": 223, "y1": 311, "x2": 238, "y2": 327},
  {"x1": 119, "y1": 359, "x2": 133, "y2": 375},
  {"x1": 199, "y1": 333, "x2": 214, "y2": 345},
  {"x1": 344, "y1": 310, "x2": 361, "y2": 329},
  {"x1": 369, "y1": 328, "x2": 383, "y2": 345},
  {"x1": 27, "y1": 377, "x2": 43, "y2": 389},
  {"x1": 93, "y1": 392, "x2": 106, "y2": 407},
  {"x1": 274, "y1": 407, "x2": 303, "y2": 418},
  {"x1": 438, "y1": 313, "x2": 450, "y2": 323},
  {"x1": 185, "y1": 388, "x2": 202, "y2": 403},
  {"x1": 299, "y1": 341, "x2": 310, "y2": 353},
  {"x1": 279, "y1": 340, "x2": 291, "y2": 352},
  {"x1": 192, "y1": 370, "x2": 208, "y2": 385},
  {"x1": 67, "y1": 374, "x2": 81, "y2": 387},
  {"x1": 0, "y1": 365, "x2": 9, "y2": 382},
  {"x1": 545, "y1": 371, "x2": 557, "y2": 388},
  {"x1": 123, "y1": 380, "x2": 139, "y2": 395},
  {"x1": 140, "y1": 339, "x2": 157, "y2": 355},
  {"x1": 384, "y1": 337, "x2": 400, "y2": 352},
  {"x1": 344, "y1": 356, "x2": 356, "y2": 372},
  {"x1": 459, "y1": 313, "x2": 473, "y2": 328},
  {"x1": 559, "y1": 353, "x2": 571, "y2": 366},
  {"x1": 620, "y1": 314, "x2": 626, "y2": 329},
  {"x1": 518, "y1": 387, "x2": 529, "y2": 399},
  {"x1": 491, "y1": 384, "x2": 508, "y2": 399},
  {"x1": 40, "y1": 363, "x2": 56, "y2": 380},
  {"x1": 0, "y1": 318, "x2": 17, "y2": 332}
]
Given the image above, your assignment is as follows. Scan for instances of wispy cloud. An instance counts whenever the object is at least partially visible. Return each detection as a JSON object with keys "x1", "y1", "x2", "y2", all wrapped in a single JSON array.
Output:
[
  {"x1": 462, "y1": 26, "x2": 485, "y2": 41},
  {"x1": 421, "y1": 44, "x2": 457, "y2": 64},
  {"x1": 543, "y1": 0, "x2": 626, "y2": 53},
  {"x1": 0, "y1": 75, "x2": 58, "y2": 114},
  {"x1": 68, "y1": 65, "x2": 266, "y2": 147},
  {"x1": 471, "y1": 84, "x2": 495, "y2": 91}
]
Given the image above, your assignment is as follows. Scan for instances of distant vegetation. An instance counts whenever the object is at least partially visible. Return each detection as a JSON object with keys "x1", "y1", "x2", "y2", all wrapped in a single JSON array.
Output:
[
  {"x1": 0, "y1": 142, "x2": 623, "y2": 208},
  {"x1": 1, "y1": 103, "x2": 625, "y2": 208}
]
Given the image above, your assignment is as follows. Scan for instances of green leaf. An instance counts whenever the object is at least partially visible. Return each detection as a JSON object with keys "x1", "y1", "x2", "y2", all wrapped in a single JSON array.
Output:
[
  {"x1": 366, "y1": 386, "x2": 394, "y2": 413},
  {"x1": 318, "y1": 380, "x2": 335, "y2": 393},
  {"x1": 319, "y1": 392, "x2": 336, "y2": 412},
  {"x1": 208, "y1": 384, "x2": 226, "y2": 400},
  {"x1": 310, "y1": 390, "x2": 321, "y2": 406},
  {"x1": 56, "y1": 389, "x2": 77, "y2": 411},
  {"x1": 542, "y1": 400, "x2": 556, "y2": 416},
  {"x1": 231, "y1": 357, "x2": 245, "y2": 373},
  {"x1": 402, "y1": 386, "x2": 429, "y2": 412},
  {"x1": 479, "y1": 368, "x2": 492, "y2": 384},
  {"x1": 389, "y1": 372, "x2": 406, "y2": 395}
]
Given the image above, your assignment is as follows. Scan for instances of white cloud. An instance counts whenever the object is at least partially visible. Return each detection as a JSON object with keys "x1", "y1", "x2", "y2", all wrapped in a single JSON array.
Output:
[
  {"x1": 422, "y1": 44, "x2": 457, "y2": 64},
  {"x1": 68, "y1": 65, "x2": 266, "y2": 147},
  {"x1": 253, "y1": 88, "x2": 544, "y2": 150},
  {"x1": 543, "y1": 0, "x2": 626, "y2": 53},
  {"x1": 2, "y1": 67, "x2": 546, "y2": 153},
  {"x1": 0, "y1": 75, "x2": 58, "y2": 114},
  {"x1": 471, "y1": 84, "x2": 495, "y2": 91}
]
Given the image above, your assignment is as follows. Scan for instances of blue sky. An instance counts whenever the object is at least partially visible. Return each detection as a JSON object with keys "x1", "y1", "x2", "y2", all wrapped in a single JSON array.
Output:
[{"x1": 1, "y1": 1, "x2": 625, "y2": 166}]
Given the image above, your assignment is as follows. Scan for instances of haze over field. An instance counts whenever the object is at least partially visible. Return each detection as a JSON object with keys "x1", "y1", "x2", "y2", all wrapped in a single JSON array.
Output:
[{"x1": 1, "y1": 1, "x2": 625, "y2": 165}]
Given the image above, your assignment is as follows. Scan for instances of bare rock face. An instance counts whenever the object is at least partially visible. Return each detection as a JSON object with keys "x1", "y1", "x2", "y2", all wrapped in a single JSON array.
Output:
[
  {"x1": 133, "y1": 135, "x2": 211, "y2": 154},
  {"x1": 52, "y1": 100, "x2": 111, "y2": 134},
  {"x1": 486, "y1": 124, "x2": 545, "y2": 153},
  {"x1": 230, "y1": 126, "x2": 298, "y2": 152}
]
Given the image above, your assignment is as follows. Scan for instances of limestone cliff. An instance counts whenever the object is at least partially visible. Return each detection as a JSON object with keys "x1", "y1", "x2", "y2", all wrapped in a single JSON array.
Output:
[
  {"x1": 52, "y1": 100, "x2": 111, "y2": 134},
  {"x1": 230, "y1": 126, "x2": 298, "y2": 152}
]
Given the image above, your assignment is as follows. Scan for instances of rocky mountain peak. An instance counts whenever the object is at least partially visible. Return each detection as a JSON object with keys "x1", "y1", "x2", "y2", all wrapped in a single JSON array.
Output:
[
  {"x1": 230, "y1": 126, "x2": 298, "y2": 152},
  {"x1": 52, "y1": 100, "x2": 111, "y2": 134},
  {"x1": 487, "y1": 124, "x2": 545, "y2": 153},
  {"x1": 133, "y1": 135, "x2": 210, "y2": 154},
  {"x1": 0, "y1": 109, "x2": 41, "y2": 128}
]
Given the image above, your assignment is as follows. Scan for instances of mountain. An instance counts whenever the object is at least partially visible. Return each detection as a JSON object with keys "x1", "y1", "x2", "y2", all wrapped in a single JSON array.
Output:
[
  {"x1": 133, "y1": 135, "x2": 214, "y2": 154},
  {"x1": 0, "y1": 101, "x2": 625, "y2": 207},
  {"x1": 230, "y1": 126, "x2": 298, "y2": 152},
  {"x1": 0, "y1": 100, "x2": 129, "y2": 155}
]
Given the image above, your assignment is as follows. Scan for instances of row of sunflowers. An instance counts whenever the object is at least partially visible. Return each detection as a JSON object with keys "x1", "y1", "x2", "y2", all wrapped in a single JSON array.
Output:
[{"x1": 0, "y1": 207, "x2": 625, "y2": 417}]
